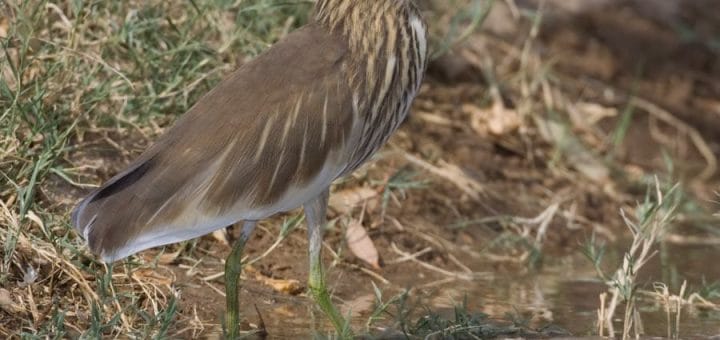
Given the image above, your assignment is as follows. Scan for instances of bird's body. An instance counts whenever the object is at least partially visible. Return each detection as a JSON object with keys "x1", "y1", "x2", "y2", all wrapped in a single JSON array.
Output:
[
  {"x1": 73, "y1": 0, "x2": 427, "y2": 261},
  {"x1": 72, "y1": 0, "x2": 427, "y2": 337}
]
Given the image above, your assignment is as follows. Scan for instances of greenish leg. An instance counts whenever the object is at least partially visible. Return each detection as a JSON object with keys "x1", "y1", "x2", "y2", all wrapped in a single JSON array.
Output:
[
  {"x1": 303, "y1": 189, "x2": 352, "y2": 338},
  {"x1": 224, "y1": 221, "x2": 257, "y2": 340}
]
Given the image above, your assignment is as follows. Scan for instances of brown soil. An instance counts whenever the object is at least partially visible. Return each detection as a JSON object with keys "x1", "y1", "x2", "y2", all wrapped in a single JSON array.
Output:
[{"x1": 33, "y1": 0, "x2": 720, "y2": 338}]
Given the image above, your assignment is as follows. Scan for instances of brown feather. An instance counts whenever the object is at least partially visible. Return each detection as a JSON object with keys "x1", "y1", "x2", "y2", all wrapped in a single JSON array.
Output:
[
  {"x1": 72, "y1": 0, "x2": 428, "y2": 261},
  {"x1": 73, "y1": 23, "x2": 354, "y2": 260}
]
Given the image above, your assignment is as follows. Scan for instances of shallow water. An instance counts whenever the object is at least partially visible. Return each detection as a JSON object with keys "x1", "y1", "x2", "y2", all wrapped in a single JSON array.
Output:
[
  {"x1": 463, "y1": 242, "x2": 720, "y2": 338},
  {"x1": 247, "y1": 241, "x2": 720, "y2": 338}
]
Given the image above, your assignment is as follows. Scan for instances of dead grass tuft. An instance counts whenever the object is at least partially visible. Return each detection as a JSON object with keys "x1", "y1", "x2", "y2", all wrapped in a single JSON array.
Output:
[{"x1": 2, "y1": 0, "x2": 720, "y2": 337}]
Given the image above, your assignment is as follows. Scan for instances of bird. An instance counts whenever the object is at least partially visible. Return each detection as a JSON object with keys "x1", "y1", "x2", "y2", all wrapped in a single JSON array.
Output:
[{"x1": 71, "y1": 0, "x2": 428, "y2": 338}]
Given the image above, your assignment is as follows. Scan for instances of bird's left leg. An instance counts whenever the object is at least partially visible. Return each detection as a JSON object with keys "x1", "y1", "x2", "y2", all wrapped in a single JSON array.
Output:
[
  {"x1": 224, "y1": 220, "x2": 257, "y2": 339},
  {"x1": 303, "y1": 189, "x2": 351, "y2": 338}
]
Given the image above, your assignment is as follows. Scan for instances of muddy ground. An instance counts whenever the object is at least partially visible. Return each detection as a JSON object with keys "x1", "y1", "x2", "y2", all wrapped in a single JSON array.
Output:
[
  {"x1": 130, "y1": 1, "x2": 720, "y2": 337},
  {"x1": 3, "y1": 0, "x2": 720, "y2": 338}
]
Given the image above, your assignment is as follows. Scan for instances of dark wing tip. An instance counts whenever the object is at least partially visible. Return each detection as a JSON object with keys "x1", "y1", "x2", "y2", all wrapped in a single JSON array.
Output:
[
  {"x1": 71, "y1": 156, "x2": 157, "y2": 239},
  {"x1": 89, "y1": 157, "x2": 156, "y2": 203}
]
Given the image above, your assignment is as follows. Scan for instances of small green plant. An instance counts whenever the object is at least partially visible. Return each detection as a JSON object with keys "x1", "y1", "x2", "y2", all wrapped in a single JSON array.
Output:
[
  {"x1": 245, "y1": 214, "x2": 304, "y2": 266},
  {"x1": 372, "y1": 165, "x2": 429, "y2": 219},
  {"x1": 584, "y1": 178, "x2": 680, "y2": 339},
  {"x1": 362, "y1": 285, "x2": 568, "y2": 339},
  {"x1": 697, "y1": 279, "x2": 720, "y2": 300},
  {"x1": 365, "y1": 282, "x2": 409, "y2": 332},
  {"x1": 431, "y1": 0, "x2": 496, "y2": 59}
]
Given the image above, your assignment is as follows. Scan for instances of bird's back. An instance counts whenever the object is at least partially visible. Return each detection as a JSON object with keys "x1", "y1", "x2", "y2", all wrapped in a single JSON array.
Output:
[
  {"x1": 72, "y1": 0, "x2": 428, "y2": 262},
  {"x1": 72, "y1": 23, "x2": 356, "y2": 261}
]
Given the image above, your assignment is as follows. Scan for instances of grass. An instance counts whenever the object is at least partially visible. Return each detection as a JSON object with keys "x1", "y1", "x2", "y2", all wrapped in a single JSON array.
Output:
[
  {"x1": 1, "y1": 0, "x2": 313, "y2": 337},
  {"x1": 583, "y1": 178, "x2": 719, "y2": 339},
  {"x1": 362, "y1": 286, "x2": 568, "y2": 339},
  {"x1": 2, "y1": 0, "x2": 720, "y2": 338},
  {"x1": 0, "y1": 0, "x2": 493, "y2": 337},
  {"x1": 584, "y1": 179, "x2": 680, "y2": 339}
]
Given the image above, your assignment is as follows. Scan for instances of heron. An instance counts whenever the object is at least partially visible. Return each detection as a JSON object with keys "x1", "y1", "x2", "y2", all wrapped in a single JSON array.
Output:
[{"x1": 72, "y1": 0, "x2": 428, "y2": 337}]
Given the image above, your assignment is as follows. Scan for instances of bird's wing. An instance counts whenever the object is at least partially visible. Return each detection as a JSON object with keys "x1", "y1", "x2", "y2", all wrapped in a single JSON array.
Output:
[{"x1": 72, "y1": 23, "x2": 356, "y2": 261}]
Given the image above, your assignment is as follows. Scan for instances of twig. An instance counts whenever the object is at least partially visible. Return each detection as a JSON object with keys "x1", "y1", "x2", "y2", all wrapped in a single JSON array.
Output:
[
  {"x1": 339, "y1": 262, "x2": 390, "y2": 285},
  {"x1": 399, "y1": 151, "x2": 487, "y2": 200},
  {"x1": 387, "y1": 247, "x2": 432, "y2": 264},
  {"x1": 203, "y1": 280, "x2": 226, "y2": 298},
  {"x1": 390, "y1": 243, "x2": 479, "y2": 281}
]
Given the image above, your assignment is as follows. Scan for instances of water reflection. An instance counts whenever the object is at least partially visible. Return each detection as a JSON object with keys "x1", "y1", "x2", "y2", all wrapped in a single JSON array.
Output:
[
  {"x1": 234, "y1": 242, "x2": 719, "y2": 338},
  {"x1": 451, "y1": 242, "x2": 720, "y2": 337}
]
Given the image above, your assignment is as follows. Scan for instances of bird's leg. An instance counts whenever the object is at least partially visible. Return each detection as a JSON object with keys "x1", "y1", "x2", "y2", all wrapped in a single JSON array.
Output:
[
  {"x1": 303, "y1": 189, "x2": 351, "y2": 338},
  {"x1": 224, "y1": 220, "x2": 257, "y2": 339}
]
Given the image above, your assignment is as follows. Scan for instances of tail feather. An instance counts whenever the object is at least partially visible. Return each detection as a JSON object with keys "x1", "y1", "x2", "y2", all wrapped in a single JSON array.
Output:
[
  {"x1": 71, "y1": 149, "x2": 245, "y2": 262},
  {"x1": 71, "y1": 155, "x2": 183, "y2": 261}
]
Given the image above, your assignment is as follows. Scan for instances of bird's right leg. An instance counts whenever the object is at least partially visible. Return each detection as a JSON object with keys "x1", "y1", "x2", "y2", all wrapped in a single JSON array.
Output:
[
  {"x1": 303, "y1": 189, "x2": 352, "y2": 338},
  {"x1": 224, "y1": 220, "x2": 257, "y2": 339}
]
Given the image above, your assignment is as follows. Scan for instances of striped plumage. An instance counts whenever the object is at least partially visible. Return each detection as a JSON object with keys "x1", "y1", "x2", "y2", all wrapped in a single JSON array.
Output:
[
  {"x1": 72, "y1": 0, "x2": 427, "y2": 262},
  {"x1": 73, "y1": 1, "x2": 427, "y2": 336}
]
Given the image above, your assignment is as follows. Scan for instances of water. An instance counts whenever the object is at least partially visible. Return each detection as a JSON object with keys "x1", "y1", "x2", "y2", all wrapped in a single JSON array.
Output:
[
  {"x1": 250, "y1": 241, "x2": 720, "y2": 338},
  {"x1": 467, "y1": 242, "x2": 720, "y2": 337}
]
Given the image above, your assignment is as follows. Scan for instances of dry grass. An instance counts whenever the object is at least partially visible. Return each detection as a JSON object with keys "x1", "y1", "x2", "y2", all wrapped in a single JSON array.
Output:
[
  {"x1": 2, "y1": 0, "x2": 720, "y2": 338},
  {"x1": 1, "y1": 0, "x2": 314, "y2": 337}
]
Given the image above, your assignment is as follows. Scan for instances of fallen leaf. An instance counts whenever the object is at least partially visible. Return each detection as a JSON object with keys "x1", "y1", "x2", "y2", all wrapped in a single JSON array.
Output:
[
  {"x1": 329, "y1": 187, "x2": 377, "y2": 215},
  {"x1": 260, "y1": 277, "x2": 303, "y2": 295},
  {"x1": 0, "y1": 288, "x2": 22, "y2": 314},
  {"x1": 345, "y1": 220, "x2": 381, "y2": 269},
  {"x1": 212, "y1": 228, "x2": 230, "y2": 247},
  {"x1": 26, "y1": 210, "x2": 44, "y2": 231},
  {"x1": 245, "y1": 265, "x2": 303, "y2": 295},
  {"x1": 487, "y1": 99, "x2": 521, "y2": 135},
  {"x1": 0, "y1": 17, "x2": 7, "y2": 38},
  {"x1": 465, "y1": 100, "x2": 521, "y2": 136},
  {"x1": 570, "y1": 102, "x2": 618, "y2": 127}
]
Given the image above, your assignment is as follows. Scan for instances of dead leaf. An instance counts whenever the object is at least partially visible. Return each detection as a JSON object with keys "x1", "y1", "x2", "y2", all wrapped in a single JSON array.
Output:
[
  {"x1": 329, "y1": 187, "x2": 378, "y2": 215},
  {"x1": 0, "y1": 17, "x2": 7, "y2": 38},
  {"x1": 465, "y1": 101, "x2": 521, "y2": 136},
  {"x1": 0, "y1": 288, "x2": 22, "y2": 314},
  {"x1": 212, "y1": 228, "x2": 230, "y2": 247},
  {"x1": 244, "y1": 265, "x2": 303, "y2": 295},
  {"x1": 487, "y1": 100, "x2": 521, "y2": 135},
  {"x1": 261, "y1": 277, "x2": 303, "y2": 295},
  {"x1": 26, "y1": 211, "x2": 44, "y2": 231},
  {"x1": 345, "y1": 220, "x2": 380, "y2": 269},
  {"x1": 570, "y1": 102, "x2": 618, "y2": 127}
]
